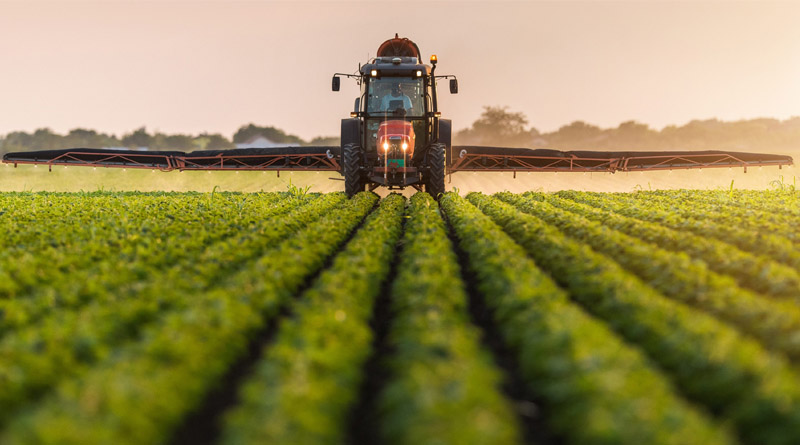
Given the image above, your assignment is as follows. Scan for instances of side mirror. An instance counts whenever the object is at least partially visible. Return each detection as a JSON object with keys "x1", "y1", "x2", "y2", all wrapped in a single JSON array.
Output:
[
  {"x1": 449, "y1": 79, "x2": 458, "y2": 94},
  {"x1": 332, "y1": 76, "x2": 340, "y2": 92},
  {"x1": 354, "y1": 97, "x2": 360, "y2": 113}
]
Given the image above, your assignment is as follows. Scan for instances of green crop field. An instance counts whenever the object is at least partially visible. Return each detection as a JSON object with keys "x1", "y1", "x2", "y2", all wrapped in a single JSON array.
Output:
[{"x1": 1, "y1": 189, "x2": 800, "y2": 445}]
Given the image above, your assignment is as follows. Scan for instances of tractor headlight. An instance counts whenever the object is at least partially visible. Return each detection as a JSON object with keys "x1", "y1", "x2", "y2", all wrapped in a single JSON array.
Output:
[
  {"x1": 402, "y1": 142, "x2": 408, "y2": 150},
  {"x1": 383, "y1": 142, "x2": 389, "y2": 150}
]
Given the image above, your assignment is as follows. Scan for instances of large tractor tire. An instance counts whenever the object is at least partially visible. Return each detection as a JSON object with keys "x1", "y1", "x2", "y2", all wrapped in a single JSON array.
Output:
[
  {"x1": 343, "y1": 143, "x2": 366, "y2": 197},
  {"x1": 424, "y1": 143, "x2": 446, "y2": 199}
]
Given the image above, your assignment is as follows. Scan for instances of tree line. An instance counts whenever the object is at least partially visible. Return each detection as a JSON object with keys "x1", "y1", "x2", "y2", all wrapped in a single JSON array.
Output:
[
  {"x1": 456, "y1": 107, "x2": 800, "y2": 153},
  {"x1": 2, "y1": 108, "x2": 798, "y2": 155},
  {"x1": 0, "y1": 125, "x2": 339, "y2": 155}
]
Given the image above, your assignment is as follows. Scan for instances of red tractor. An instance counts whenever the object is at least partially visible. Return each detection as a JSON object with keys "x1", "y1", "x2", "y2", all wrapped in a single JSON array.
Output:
[{"x1": 332, "y1": 34, "x2": 458, "y2": 197}]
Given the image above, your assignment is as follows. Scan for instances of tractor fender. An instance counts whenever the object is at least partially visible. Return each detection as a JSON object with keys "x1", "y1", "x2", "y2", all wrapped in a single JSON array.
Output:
[
  {"x1": 340, "y1": 118, "x2": 361, "y2": 173},
  {"x1": 438, "y1": 119, "x2": 452, "y2": 167}
]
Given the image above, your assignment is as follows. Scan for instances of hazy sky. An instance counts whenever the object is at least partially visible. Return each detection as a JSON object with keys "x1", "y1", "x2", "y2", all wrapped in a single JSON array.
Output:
[{"x1": 1, "y1": 0, "x2": 799, "y2": 140}]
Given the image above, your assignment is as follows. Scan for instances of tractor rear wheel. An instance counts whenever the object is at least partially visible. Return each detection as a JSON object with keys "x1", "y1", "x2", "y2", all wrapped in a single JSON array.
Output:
[
  {"x1": 343, "y1": 143, "x2": 366, "y2": 197},
  {"x1": 424, "y1": 143, "x2": 446, "y2": 198}
]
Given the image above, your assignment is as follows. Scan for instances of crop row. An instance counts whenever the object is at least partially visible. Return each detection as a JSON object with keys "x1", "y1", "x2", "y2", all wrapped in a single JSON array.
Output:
[
  {"x1": 499, "y1": 192, "x2": 800, "y2": 363},
  {"x1": 468, "y1": 192, "x2": 800, "y2": 445},
  {"x1": 440, "y1": 193, "x2": 731, "y2": 444},
  {"x1": 558, "y1": 190, "x2": 800, "y2": 272},
  {"x1": 0, "y1": 193, "x2": 205, "y2": 296},
  {"x1": 635, "y1": 189, "x2": 800, "y2": 217},
  {"x1": 535, "y1": 191, "x2": 800, "y2": 299},
  {"x1": 626, "y1": 190, "x2": 799, "y2": 232},
  {"x1": 591, "y1": 191, "x2": 799, "y2": 245},
  {"x1": 221, "y1": 193, "x2": 522, "y2": 444},
  {"x1": 1, "y1": 192, "x2": 379, "y2": 444},
  {"x1": 0, "y1": 193, "x2": 302, "y2": 334},
  {"x1": 220, "y1": 193, "x2": 404, "y2": 444},
  {"x1": 376, "y1": 193, "x2": 519, "y2": 444},
  {"x1": 1, "y1": 189, "x2": 798, "y2": 444},
  {"x1": 0, "y1": 192, "x2": 289, "y2": 299},
  {"x1": 0, "y1": 192, "x2": 174, "y2": 248},
  {"x1": 0, "y1": 192, "x2": 347, "y2": 426}
]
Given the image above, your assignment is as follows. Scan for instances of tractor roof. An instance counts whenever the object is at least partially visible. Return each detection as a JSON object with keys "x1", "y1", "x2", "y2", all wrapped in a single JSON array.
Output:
[{"x1": 360, "y1": 58, "x2": 432, "y2": 77}]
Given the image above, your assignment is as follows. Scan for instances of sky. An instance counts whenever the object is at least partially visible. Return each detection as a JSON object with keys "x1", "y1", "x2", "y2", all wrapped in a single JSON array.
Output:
[{"x1": 1, "y1": 0, "x2": 799, "y2": 140}]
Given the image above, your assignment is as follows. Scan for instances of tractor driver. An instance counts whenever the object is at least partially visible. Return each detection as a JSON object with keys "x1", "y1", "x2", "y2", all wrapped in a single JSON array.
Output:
[{"x1": 380, "y1": 83, "x2": 413, "y2": 115}]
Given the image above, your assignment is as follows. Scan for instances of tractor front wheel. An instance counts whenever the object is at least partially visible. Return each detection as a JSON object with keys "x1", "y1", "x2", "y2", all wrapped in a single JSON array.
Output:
[
  {"x1": 424, "y1": 143, "x2": 446, "y2": 199},
  {"x1": 343, "y1": 143, "x2": 366, "y2": 197}
]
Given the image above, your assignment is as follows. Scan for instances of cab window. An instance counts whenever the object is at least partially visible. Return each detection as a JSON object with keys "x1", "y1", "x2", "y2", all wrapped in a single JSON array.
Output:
[{"x1": 367, "y1": 78, "x2": 424, "y2": 117}]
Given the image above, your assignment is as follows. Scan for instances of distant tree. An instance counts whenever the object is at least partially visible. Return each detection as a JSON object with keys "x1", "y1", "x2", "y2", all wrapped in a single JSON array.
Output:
[
  {"x1": 63, "y1": 128, "x2": 120, "y2": 148},
  {"x1": 233, "y1": 124, "x2": 305, "y2": 145},
  {"x1": 165, "y1": 135, "x2": 195, "y2": 150},
  {"x1": 455, "y1": 106, "x2": 538, "y2": 147},
  {"x1": 307, "y1": 136, "x2": 339, "y2": 146},
  {"x1": 551, "y1": 121, "x2": 602, "y2": 141},
  {"x1": 775, "y1": 116, "x2": 800, "y2": 151},
  {"x1": 1, "y1": 131, "x2": 34, "y2": 153},
  {"x1": 610, "y1": 121, "x2": 657, "y2": 149},
  {"x1": 150, "y1": 133, "x2": 195, "y2": 150},
  {"x1": 206, "y1": 133, "x2": 234, "y2": 150},
  {"x1": 30, "y1": 128, "x2": 61, "y2": 150},
  {"x1": 193, "y1": 133, "x2": 234, "y2": 150},
  {"x1": 122, "y1": 127, "x2": 153, "y2": 148}
]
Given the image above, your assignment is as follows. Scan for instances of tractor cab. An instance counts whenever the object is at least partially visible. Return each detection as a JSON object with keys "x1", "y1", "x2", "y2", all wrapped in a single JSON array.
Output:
[
  {"x1": 360, "y1": 60, "x2": 431, "y2": 176},
  {"x1": 332, "y1": 35, "x2": 458, "y2": 197}
]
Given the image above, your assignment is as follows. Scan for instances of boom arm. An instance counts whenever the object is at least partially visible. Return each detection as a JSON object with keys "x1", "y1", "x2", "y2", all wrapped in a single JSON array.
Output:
[
  {"x1": 449, "y1": 146, "x2": 794, "y2": 174},
  {"x1": 2, "y1": 146, "x2": 792, "y2": 174},
  {"x1": 2, "y1": 147, "x2": 341, "y2": 172}
]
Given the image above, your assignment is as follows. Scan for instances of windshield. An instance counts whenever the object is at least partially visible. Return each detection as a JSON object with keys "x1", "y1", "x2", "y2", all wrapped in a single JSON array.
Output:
[{"x1": 366, "y1": 78, "x2": 425, "y2": 117}]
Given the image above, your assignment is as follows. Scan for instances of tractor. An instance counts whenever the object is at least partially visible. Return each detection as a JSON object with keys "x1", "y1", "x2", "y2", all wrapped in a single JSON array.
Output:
[{"x1": 332, "y1": 35, "x2": 458, "y2": 197}]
